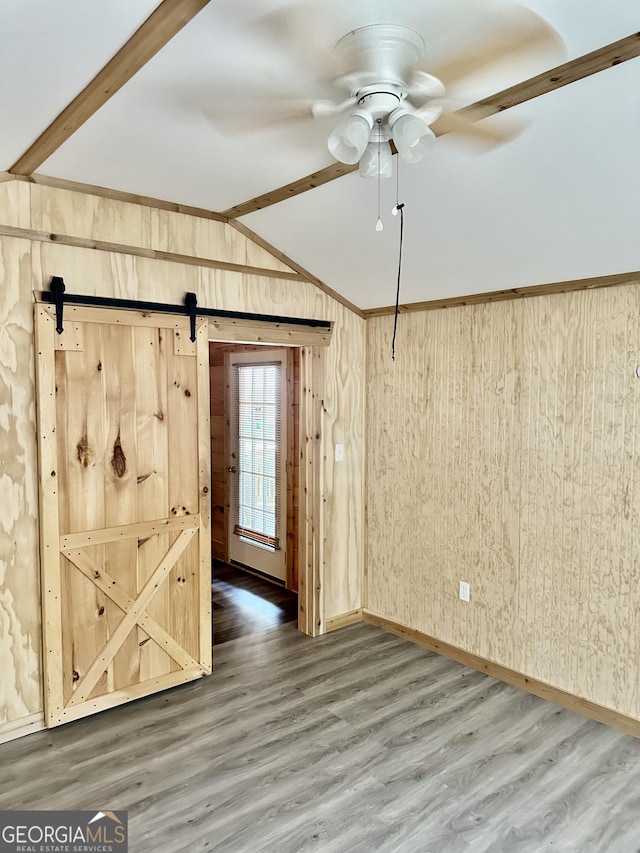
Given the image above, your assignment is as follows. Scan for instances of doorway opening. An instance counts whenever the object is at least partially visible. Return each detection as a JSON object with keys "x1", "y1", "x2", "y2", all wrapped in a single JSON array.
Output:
[
  {"x1": 211, "y1": 562, "x2": 298, "y2": 645},
  {"x1": 209, "y1": 342, "x2": 300, "y2": 644}
]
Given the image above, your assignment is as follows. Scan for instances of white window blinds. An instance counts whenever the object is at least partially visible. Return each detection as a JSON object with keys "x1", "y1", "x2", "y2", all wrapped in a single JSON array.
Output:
[{"x1": 232, "y1": 361, "x2": 282, "y2": 550}]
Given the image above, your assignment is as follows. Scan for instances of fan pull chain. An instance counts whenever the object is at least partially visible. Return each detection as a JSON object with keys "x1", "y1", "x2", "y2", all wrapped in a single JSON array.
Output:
[
  {"x1": 391, "y1": 156, "x2": 401, "y2": 217},
  {"x1": 375, "y1": 138, "x2": 383, "y2": 231},
  {"x1": 391, "y1": 158, "x2": 404, "y2": 361}
]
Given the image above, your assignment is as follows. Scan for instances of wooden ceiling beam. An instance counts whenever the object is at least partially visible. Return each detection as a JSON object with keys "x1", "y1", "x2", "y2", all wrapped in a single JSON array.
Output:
[
  {"x1": 469, "y1": 31, "x2": 640, "y2": 114},
  {"x1": 223, "y1": 162, "x2": 359, "y2": 220},
  {"x1": 362, "y1": 271, "x2": 640, "y2": 317},
  {"x1": 223, "y1": 31, "x2": 640, "y2": 220},
  {"x1": 19, "y1": 173, "x2": 227, "y2": 222},
  {"x1": 9, "y1": 0, "x2": 211, "y2": 177}
]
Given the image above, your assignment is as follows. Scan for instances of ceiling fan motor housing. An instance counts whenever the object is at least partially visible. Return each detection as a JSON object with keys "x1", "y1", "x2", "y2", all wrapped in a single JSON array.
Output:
[
  {"x1": 357, "y1": 90, "x2": 402, "y2": 122},
  {"x1": 334, "y1": 23, "x2": 426, "y2": 97}
]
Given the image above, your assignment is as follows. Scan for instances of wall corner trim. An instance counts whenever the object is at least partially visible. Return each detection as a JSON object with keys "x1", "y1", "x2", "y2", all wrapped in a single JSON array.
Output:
[
  {"x1": 325, "y1": 609, "x2": 364, "y2": 633},
  {"x1": 0, "y1": 712, "x2": 46, "y2": 745},
  {"x1": 363, "y1": 610, "x2": 640, "y2": 738}
]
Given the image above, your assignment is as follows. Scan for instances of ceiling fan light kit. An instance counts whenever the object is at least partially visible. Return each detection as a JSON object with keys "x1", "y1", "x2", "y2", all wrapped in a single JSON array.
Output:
[
  {"x1": 327, "y1": 109, "x2": 373, "y2": 164},
  {"x1": 320, "y1": 24, "x2": 448, "y2": 177},
  {"x1": 359, "y1": 124, "x2": 393, "y2": 179},
  {"x1": 389, "y1": 109, "x2": 437, "y2": 164}
]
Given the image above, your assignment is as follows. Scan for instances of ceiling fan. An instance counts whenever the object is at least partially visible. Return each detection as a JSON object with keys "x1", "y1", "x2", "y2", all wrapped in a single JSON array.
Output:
[{"x1": 207, "y1": 0, "x2": 565, "y2": 178}]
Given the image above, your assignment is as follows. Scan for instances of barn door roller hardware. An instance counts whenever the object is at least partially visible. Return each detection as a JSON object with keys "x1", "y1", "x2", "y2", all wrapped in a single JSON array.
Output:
[
  {"x1": 50, "y1": 276, "x2": 66, "y2": 334},
  {"x1": 41, "y1": 277, "x2": 332, "y2": 340}
]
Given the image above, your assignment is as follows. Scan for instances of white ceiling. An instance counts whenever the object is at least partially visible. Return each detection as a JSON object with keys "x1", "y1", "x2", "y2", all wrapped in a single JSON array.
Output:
[
  {"x1": 2, "y1": 0, "x2": 639, "y2": 310},
  {"x1": 0, "y1": 0, "x2": 159, "y2": 168}
]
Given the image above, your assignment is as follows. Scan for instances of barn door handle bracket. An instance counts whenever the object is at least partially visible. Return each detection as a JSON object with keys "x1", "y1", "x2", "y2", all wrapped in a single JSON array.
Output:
[
  {"x1": 185, "y1": 292, "x2": 197, "y2": 342},
  {"x1": 50, "y1": 276, "x2": 66, "y2": 334}
]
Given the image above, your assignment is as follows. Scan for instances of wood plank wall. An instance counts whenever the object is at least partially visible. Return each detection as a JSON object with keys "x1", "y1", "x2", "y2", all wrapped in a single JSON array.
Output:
[
  {"x1": 288, "y1": 347, "x2": 301, "y2": 591},
  {"x1": 366, "y1": 284, "x2": 640, "y2": 719},
  {"x1": 0, "y1": 181, "x2": 365, "y2": 740},
  {"x1": 209, "y1": 344, "x2": 227, "y2": 563}
]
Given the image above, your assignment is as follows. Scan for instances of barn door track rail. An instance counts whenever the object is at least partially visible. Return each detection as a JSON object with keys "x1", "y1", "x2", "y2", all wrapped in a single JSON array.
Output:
[{"x1": 42, "y1": 276, "x2": 332, "y2": 341}]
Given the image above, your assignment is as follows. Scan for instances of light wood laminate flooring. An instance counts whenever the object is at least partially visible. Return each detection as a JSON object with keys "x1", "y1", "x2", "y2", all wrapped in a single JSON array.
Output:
[{"x1": 2, "y1": 622, "x2": 640, "y2": 852}]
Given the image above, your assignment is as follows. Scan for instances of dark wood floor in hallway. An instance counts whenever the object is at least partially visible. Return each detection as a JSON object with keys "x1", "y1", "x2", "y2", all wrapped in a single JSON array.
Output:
[
  {"x1": 3, "y1": 622, "x2": 640, "y2": 852},
  {"x1": 212, "y1": 560, "x2": 298, "y2": 645}
]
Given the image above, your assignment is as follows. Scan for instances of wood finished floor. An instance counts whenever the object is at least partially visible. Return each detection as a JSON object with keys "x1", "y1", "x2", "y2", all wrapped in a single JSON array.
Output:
[
  {"x1": 3, "y1": 622, "x2": 640, "y2": 852},
  {"x1": 212, "y1": 561, "x2": 298, "y2": 645}
]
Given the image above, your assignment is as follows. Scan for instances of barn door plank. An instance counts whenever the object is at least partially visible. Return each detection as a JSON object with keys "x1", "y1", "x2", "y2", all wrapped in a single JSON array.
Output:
[
  {"x1": 196, "y1": 320, "x2": 212, "y2": 669},
  {"x1": 62, "y1": 549, "x2": 203, "y2": 672},
  {"x1": 35, "y1": 307, "x2": 64, "y2": 721},
  {"x1": 66, "y1": 526, "x2": 197, "y2": 707},
  {"x1": 134, "y1": 324, "x2": 171, "y2": 681}
]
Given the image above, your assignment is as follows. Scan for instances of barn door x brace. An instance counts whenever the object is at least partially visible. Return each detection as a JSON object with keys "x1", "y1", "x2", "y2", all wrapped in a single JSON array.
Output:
[{"x1": 43, "y1": 276, "x2": 332, "y2": 341}]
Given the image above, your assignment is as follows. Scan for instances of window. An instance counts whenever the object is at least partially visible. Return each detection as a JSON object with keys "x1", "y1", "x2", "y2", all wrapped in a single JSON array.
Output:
[{"x1": 232, "y1": 362, "x2": 281, "y2": 550}]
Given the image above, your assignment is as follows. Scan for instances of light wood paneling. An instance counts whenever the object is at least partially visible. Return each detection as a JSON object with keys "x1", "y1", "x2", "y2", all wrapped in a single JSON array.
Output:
[
  {"x1": 0, "y1": 237, "x2": 41, "y2": 727},
  {"x1": 517, "y1": 288, "x2": 640, "y2": 715},
  {"x1": 363, "y1": 270, "x2": 640, "y2": 316},
  {"x1": 31, "y1": 184, "x2": 152, "y2": 249},
  {"x1": 319, "y1": 319, "x2": 366, "y2": 621},
  {"x1": 0, "y1": 181, "x2": 30, "y2": 228},
  {"x1": 152, "y1": 209, "x2": 293, "y2": 274},
  {"x1": 230, "y1": 221, "x2": 365, "y2": 318},
  {"x1": 208, "y1": 345, "x2": 227, "y2": 563},
  {"x1": 366, "y1": 282, "x2": 640, "y2": 718},
  {"x1": 29, "y1": 184, "x2": 296, "y2": 274},
  {"x1": 207, "y1": 319, "x2": 331, "y2": 347},
  {"x1": 20, "y1": 173, "x2": 227, "y2": 222},
  {"x1": 286, "y1": 347, "x2": 300, "y2": 592},
  {"x1": 0, "y1": 183, "x2": 365, "y2": 740},
  {"x1": 298, "y1": 346, "x2": 323, "y2": 636},
  {"x1": 367, "y1": 303, "x2": 521, "y2": 666},
  {"x1": 0, "y1": 224, "x2": 305, "y2": 282}
]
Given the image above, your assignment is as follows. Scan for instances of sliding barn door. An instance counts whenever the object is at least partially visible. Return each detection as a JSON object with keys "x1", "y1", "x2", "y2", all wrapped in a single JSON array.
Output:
[{"x1": 35, "y1": 305, "x2": 211, "y2": 727}]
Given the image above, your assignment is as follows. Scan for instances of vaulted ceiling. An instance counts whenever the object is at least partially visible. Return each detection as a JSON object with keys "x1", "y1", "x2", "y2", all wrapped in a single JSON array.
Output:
[{"x1": 2, "y1": 0, "x2": 639, "y2": 311}]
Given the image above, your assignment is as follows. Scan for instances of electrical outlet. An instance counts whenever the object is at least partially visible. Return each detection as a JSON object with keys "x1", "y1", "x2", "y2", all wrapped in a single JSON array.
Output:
[
  {"x1": 459, "y1": 581, "x2": 470, "y2": 602},
  {"x1": 335, "y1": 443, "x2": 345, "y2": 462}
]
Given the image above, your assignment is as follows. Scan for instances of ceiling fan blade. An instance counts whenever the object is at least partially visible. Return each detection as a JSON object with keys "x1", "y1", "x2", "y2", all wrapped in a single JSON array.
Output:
[
  {"x1": 204, "y1": 99, "x2": 319, "y2": 134},
  {"x1": 407, "y1": 71, "x2": 447, "y2": 104},
  {"x1": 249, "y1": 0, "x2": 565, "y2": 86},
  {"x1": 421, "y1": 2, "x2": 566, "y2": 88},
  {"x1": 204, "y1": 91, "x2": 358, "y2": 135},
  {"x1": 409, "y1": 101, "x2": 444, "y2": 127},
  {"x1": 249, "y1": 4, "x2": 340, "y2": 85},
  {"x1": 431, "y1": 107, "x2": 524, "y2": 149},
  {"x1": 311, "y1": 97, "x2": 358, "y2": 119}
]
